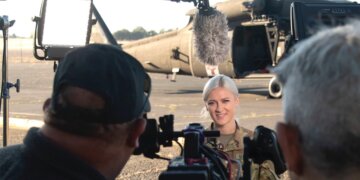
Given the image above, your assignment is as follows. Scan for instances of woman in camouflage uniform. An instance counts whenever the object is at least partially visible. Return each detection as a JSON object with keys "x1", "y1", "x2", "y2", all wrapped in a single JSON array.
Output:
[{"x1": 201, "y1": 74, "x2": 278, "y2": 180}]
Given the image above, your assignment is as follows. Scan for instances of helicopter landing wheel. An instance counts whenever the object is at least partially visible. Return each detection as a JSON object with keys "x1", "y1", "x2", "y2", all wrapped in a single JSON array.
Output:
[{"x1": 268, "y1": 76, "x2": 283, "y2": 99}]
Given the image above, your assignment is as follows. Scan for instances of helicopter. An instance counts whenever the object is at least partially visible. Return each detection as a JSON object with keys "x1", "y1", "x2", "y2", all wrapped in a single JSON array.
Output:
[
  {"x1": 32, "y1": 0, "x2": 360, "y2": 98},
  {"x1": 120, "y1": 0, "x2": 360, "y2": 98},
  {"x1": 123, "y1": 0, "x2": 284, "y2": 98}
]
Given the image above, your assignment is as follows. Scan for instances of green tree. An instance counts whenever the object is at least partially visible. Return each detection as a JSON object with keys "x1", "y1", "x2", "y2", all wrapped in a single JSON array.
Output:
[
  {"x1": 113, "y1": 27, "x2": 162, "y2": 41},
  {"x1": 131, "y1": 26, "x2": 147, "y2": 40},
  {"x1": 159, "y1": 28, "x2": 173, "y2": 34},
  {"x1": 147, "y1": 30, "x2": 158, "y2": 37},
  {"x1": 113, "y1": 29, "x2": 131, "y2": 40}
]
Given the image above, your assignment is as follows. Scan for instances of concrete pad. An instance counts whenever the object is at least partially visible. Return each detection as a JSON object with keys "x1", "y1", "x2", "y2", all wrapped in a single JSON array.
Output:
[{"x1": 0, "y1": 117, "x2": 43, "y2": 130}]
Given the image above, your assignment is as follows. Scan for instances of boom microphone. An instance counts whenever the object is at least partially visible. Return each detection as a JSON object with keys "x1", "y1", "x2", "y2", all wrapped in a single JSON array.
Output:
[{"x1": 193, "y1": 5, "x2": 230, "y2": 65}]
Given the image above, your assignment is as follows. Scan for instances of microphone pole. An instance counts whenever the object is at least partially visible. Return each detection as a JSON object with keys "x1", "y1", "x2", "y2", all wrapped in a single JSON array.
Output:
[{"x1": 1, "y1": 15, "x2": 18, "y2": 147}]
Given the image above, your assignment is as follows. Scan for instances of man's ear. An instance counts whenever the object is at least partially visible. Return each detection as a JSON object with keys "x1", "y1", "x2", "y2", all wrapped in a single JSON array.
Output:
[
  {"x1": 126, "y1": 118, "x2": 146, "y2": 148},
  {"x1": 43, "y1": 98, "x2": 52, "y2": 112},
  {"x1": 276, "y1": 122, "x2": 304, "y2": 176}
]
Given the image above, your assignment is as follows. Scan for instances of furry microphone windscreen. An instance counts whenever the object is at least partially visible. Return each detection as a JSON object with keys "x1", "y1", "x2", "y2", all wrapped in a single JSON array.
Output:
[{"x1": 193, "y1": 8, "x2": 230, "y2": 66}]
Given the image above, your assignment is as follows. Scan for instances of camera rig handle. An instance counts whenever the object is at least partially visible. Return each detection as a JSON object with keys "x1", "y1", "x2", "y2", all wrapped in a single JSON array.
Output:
[
  {"x1": 243, "y1": 126, "x2": 287, "y2": 180},
  {"x1": 173, "y1": 123, "x2": 219, "y2": 160},
  {"x1": 157, "y1": 121, "x2": 226, "y2": 180},
  {"x1": 134, "y1": 114, "x2": 220, "y2": 159}
]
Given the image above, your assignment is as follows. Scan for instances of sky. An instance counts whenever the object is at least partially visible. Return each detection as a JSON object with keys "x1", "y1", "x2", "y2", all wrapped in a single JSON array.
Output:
[
  {"x1": 0, "y1": 0, "x2": 224, "y2": 37},
  {"x1": 1, "y1": 0, "x2": 360, "y2": 38}
]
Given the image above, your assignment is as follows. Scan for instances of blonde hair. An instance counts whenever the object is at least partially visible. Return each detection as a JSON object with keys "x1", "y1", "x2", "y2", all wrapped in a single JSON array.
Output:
[{"x1": 200, "y1": 74, "x2": 239, "y2": 118}]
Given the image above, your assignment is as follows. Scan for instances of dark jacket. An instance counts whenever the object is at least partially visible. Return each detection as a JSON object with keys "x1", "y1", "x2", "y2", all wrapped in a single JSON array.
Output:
[{"x1": 0, "y1": 128, "x2": 106, "y2": 180}]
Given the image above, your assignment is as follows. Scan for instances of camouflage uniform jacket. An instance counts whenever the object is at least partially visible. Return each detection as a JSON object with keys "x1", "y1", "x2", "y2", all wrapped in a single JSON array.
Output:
[{"x1": 205, "y1": 121, "x2": 279, "y2": 180}]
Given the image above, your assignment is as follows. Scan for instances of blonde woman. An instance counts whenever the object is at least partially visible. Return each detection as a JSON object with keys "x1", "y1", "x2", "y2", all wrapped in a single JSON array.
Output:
[{"x1": 201, "y1": 74, "x2": 278, "y2": 180}]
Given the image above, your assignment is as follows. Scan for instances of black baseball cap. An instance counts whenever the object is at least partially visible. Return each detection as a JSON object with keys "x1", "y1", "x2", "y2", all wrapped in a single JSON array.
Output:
[{"x1": 51, "y1": 44, "x2": 151, "y2": 124}]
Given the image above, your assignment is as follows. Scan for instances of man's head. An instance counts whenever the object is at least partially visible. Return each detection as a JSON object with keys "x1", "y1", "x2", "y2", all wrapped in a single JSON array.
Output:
[
  {"x1": 43, "y1": 44, "x2": 150, "y2": 142},
  {"x1": 274, "y1": 21, "x2": 360, "y2": 179}
]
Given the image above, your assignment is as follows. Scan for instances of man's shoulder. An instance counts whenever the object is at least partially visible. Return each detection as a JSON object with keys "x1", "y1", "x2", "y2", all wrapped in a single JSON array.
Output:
[
  {"x1": 0, "y1": 144, "x2": 26, "y2": 179},
  {"x1": 0, "y1": 143, "x2": 24, "y2": 157},
  {"x1": 0, "y1": 134, "x2": 107, "y2": 180},
  {"x1": 0, "y1": 144, "x2": 25, "y2": 164},
  {"x1": 0, "y1": 128, "x2": 40, "y2": 179}
]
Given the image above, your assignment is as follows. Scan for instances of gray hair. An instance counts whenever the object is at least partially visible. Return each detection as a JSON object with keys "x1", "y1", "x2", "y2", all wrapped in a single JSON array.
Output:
[
  {"x1": 201, "y1": 74, "x2": 239, "y2": 118},
  {"x1": 274, "y1": 20, "x2": 360, "y2": 177}
]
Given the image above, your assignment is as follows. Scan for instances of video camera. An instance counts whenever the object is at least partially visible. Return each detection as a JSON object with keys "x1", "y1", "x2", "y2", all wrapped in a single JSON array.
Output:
[
  {"x1": 243, "y1": 126, "x2": 287, "y2": 179},
  {"x1": 134, "y1": 114, "x2": 286, "y2": 180}
]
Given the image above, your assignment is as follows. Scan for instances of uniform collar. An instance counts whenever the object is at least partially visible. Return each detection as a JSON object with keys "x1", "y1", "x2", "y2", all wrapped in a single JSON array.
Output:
[{"x1": 208, "y1": 121, "x2": 244, "y2": 149}]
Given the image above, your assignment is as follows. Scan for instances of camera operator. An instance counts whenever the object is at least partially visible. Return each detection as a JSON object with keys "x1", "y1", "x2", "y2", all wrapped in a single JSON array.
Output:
[
  {"x1": 201, "y1": 74, "x2": 278, "y2": 180},
  {"x1": 274, "y1": 21, "x2": 360, "y2": 180},
  {"x1": 0, "y1": 44, "x2": 150, "y2": 180}
]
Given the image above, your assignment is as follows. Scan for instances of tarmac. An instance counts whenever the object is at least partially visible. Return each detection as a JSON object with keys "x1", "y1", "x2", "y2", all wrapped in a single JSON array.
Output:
[{"x1": 0, "y1": 38, "x2": 286, "y2": 179}]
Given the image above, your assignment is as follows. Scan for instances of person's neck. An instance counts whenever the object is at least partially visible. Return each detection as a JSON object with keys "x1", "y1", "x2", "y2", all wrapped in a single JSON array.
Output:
[
  {"x1": 40, "y1": 125, "x2": 128, "y2": 180},
  {"x1": 215, "y1": 120, "x2": 237, "y2": 135}
]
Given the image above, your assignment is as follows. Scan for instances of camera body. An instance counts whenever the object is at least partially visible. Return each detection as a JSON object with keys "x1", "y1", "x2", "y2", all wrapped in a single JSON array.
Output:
[
  {"x1": 159, "y1": 123, "x2": 223, "y2": 180},
  {"x1": 134, "y1": 115, "x2": 286, "y2": 180},
  {"x1": 243, "y1": 126, "x2": 286, "y2": 179},
  {"x1": 134, "y1": 115, "x2": 225, "y2": 179}
]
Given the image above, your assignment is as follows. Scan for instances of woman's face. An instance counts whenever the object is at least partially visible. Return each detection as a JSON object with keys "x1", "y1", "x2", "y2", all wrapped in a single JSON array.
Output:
[{"x1": 205, "y1": 87, "x2": 239, "y2": 128}]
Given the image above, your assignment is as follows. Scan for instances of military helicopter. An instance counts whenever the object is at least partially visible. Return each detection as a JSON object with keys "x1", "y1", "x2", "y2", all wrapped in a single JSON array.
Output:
[
  {"x1": 32, "y1": 0, "x2": 360, "y2": 98},
  {"x1": 123, "y1": 0, "x2": 284, "y2": 98},
  {"x1": 121, "y1": 0, "x2": 360, "y2": 98}
]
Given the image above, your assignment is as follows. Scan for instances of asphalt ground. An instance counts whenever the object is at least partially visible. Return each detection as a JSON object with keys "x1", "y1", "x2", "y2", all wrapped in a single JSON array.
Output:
[{"x1": 0, "y1": 40, "x2": 286, "y2": 179}]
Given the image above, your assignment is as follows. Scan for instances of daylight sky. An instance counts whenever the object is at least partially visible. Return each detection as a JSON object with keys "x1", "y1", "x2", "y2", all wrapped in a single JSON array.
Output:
[
  {"x1": 1, "y1": 0, "x2": 359, "y2": 37},
  {"x1": 0, "y1": 0, "x2": 223, "y2": 37}
]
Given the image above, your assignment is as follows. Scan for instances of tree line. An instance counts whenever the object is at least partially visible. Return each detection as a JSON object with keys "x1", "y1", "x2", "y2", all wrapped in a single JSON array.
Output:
[
  {"x1": 113, "y1": 26, "x2": 173, "y2": 41},
  {"x1": 2, "y1": 26, "x2": 171, "y2": 40}
]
